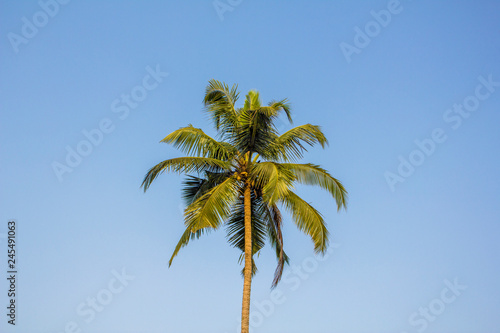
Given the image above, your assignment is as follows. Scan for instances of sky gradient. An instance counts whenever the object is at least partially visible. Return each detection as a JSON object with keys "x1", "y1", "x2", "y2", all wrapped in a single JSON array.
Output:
[{"x1": 1, "y1": 1, "x2": 500, "y2": 332}]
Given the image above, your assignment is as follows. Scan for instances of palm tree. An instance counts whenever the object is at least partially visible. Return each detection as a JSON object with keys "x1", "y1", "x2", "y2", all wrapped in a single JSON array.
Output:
[{"x1": 141, "y1": 80, "x2": 347, "y2": 333}]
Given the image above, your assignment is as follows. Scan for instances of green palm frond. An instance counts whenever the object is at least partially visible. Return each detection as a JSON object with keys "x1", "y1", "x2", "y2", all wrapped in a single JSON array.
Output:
[
  {"x1": 265, "y1": 203, "x2": 289, "y2": 288},
  {"x1": 203, "y1": 79, "x2": 239, "y2": 135},
  {"x1": 181, "y1": 171, "x2": 232, "y2": 206},
  {"x1": 270, "y1": 124, "x2": 328, "y2": 161},
  {"x1": 227, "y1": 194, "x2": 267, "y2": 256},
  {"x1": 169, "y1": 175, "x2": 241, "y2": 266},
  {"x1": 184, "y1": 175, "x2": 241, "y2": 231},
  {"x1": 250, "y1": 162, "x2": 295, "y2": 205},
  {"x1": 235, "y1": 108, "x2": 276, "y2": 154},
  {"x1": 168, "y1": 227, "x2": 206, "y2": 267},
  {"x1": 161, "y1": 125, "x2": 236, "y2": 160},
  {"x1": 268, "y1": 99, "x2": 292, "y2": 124},
  {"x1": 181, "y1": 175, "x2": 205, "y2": 206},
  {"x1": 243, "y1": 90, "x2": 262, "y2": 111},
  {"x1": 141, "y1": 157, "x2": 232, "y2": 191},
  {"x1": 283, "y1": 163, "x2": 348, "y2": 210},
  {"x1": 280, "y1": 191, "x2": 329, "y2": 254},
  {"x1": 236, "y1": 95, "x2": 292, "y2": 155},
  {"x1": 242, "y1": 96, "x2": 291, "y2": 123}
]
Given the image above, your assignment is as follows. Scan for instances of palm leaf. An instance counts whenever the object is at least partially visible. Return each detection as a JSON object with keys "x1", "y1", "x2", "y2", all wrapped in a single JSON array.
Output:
[
  {"x1": 283, "y1": 163, "x2": 348, "y2": 210},
  {"x1": 161, "y1": 125, "x2": 236, "y2": 160},
  {"x1": 270, "y1": 124, "x2": 328, "y2": 161},
  {"x1": 265, "y1": 203, "x2": 289, "y2": 288},
  {"x1": 250, "y1": 162, "x2": 295, "y2": 205},
  {"x1": 168, "y1": 227, "x2": 206, "y2": 267},
  {"x1": 243, "y1": 90, "x2": 262, "y2": 111},
  {"x1": 280, "y1": 191, "x2": 329, "y2": 254},
  {"x1": 203, "y1": 79, "x2": 239, "y2": 135},
  {"x1": 268, "y1": 99, "x2": 292, "y2": 124},
  {"x1": 236, "y1": 96, "x2": 291, "y2": 155},
  {"x1": 141, "y1": 157, "x2": 231, "y2": 191},
  {"x1": 226, "y1": 194, "x2": 267, "y2": 256},
  {"x1": 184, "y1": 175, "x2": 241, "y2": 231},
  {"x1": 181, "y1": 171, "x2": 232, "y2": 206},
  {"x1": 169, "y1": 175, "x2": 241, "y2": 266}
]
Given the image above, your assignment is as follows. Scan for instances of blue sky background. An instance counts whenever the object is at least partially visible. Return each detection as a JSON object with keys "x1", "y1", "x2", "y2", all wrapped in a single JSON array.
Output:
[{"x1": 1, "y1": 1, "x2": 499, "y2": 332}]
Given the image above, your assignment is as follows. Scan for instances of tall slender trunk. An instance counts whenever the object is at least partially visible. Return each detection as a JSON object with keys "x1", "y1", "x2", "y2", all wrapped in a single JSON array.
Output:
[{"x1": 241, "y1": 184, "x2": 252, "y2": 333}]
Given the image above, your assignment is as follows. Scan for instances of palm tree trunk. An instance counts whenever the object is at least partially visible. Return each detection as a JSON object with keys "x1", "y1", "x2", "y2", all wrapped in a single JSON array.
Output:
[{"x1": 241, "y1": 184, "x2": 252, "y2": 333}]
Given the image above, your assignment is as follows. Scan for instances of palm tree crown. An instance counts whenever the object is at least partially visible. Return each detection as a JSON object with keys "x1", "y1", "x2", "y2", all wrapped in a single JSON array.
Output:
[{"x1": 142, "y1": 80, "x2": 347, "y2": 333}]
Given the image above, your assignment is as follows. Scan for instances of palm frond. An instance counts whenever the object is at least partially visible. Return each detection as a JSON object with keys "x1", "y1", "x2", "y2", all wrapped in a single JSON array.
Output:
[
  {"x1": 280, "y1": 191, "x2": 329, "y2": 254},
  {"x1": 269, "y1": 124, "x2": 328, "y2": 161},
  {"x1": 250, "y1": 162, "x2": 295, "y2": 205},
  {"x1": 268, "y1": 99, "x2": 292, "y2": 124},
  {"x1": 161, "y1": 125, "x2": 236, "y2": 160},
  {"x1": 184, "y1": 175, "x2": 241, "y2": 231},
  {"x1": 236, "y1": 96, "x2": 292, "y2": 155},
  {"x1": 168, "y1": 227, "x2": 207, "y2": 267},
  {"x1": 203, "y1": 79, "x2": 239, "y2": 135},
  {"x1": 226, "y1": 194, "x2": 267, "y2": 256},
  {"x1": 265, "y1": 203, "x2": 289, "y2": 288},
  {"x1": 181, "y1": 171, "x2": 232, "y2": 206},
  {"x1": 283, "y1": 163, "x2": 348, "y2": 210},
  {"x1": 141, "y1": 157, "x2": 231, "y2": 191},
  {"x1": 243, "y1": 90, "x2": 262, "y2": 111},
  {"x1": 235, "y1": 108, "x2": 276, "y2": 154}
]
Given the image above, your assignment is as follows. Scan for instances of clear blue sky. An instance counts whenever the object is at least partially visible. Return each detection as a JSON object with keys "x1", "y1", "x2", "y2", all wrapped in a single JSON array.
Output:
[{"x1": 1, "y1": 1, "x2": 499, "y2": 332}]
